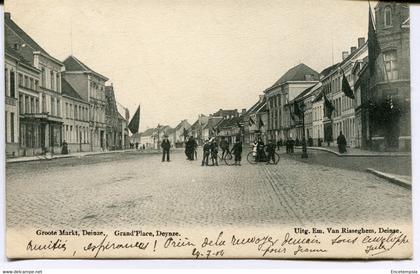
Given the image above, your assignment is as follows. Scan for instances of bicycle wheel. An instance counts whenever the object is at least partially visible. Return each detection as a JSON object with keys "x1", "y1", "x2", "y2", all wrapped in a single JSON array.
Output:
[
  {"x1": 224, "y1": 152, "x2": 235, "y2": 166},
  {"x1": 247, "y1": 151, "x2": 257, "y2": 164}
]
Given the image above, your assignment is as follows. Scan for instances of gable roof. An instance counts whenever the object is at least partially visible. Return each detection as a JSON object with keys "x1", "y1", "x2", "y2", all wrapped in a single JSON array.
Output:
[
  {"x1": 319, "y1": 63, "x2": 341, "y2": 78},
  {"x1": 4, "y1": 13, "x2": 50, "y2": 57},
  {"x1": 61, "y1": 78, "x2": 84, "y2": 101},
  {"x1": 271, "y1": 63, "x2": 319, "y2": 87},
  {"x1": 63, "y1": 55, "x2": 109, "y2": 81},
  {"x1": 141, "y1": 128, "x2": 156, "y2": 136}
]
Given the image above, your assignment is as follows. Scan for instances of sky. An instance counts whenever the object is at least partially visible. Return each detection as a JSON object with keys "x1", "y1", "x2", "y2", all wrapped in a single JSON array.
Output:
[{"x1": 5, "y1": 0, "x2": 377, "y2": 131}]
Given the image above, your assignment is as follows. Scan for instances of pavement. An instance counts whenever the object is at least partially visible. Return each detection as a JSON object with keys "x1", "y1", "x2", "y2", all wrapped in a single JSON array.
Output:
[
  {"x1": 6, "y1": 150, "x2": 411, "y2": 230},
  {"x1": 5, "y1": 148, "x2": 159, "y2": 163},
  {"x1": 298, "y1": 145, "x2": 411, "y2": 157}
]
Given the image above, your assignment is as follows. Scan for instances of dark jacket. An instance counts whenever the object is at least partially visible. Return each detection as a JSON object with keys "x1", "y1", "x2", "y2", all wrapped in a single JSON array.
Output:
[
  {"x1": 161, "y1": 139, "x2": 171, "y2": 150},
  {"x1": 232, "y1": 142, "x2": 242, "y2": 155}
]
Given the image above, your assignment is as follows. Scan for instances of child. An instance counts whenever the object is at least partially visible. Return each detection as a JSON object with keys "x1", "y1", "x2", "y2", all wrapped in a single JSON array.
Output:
[{"x1": 231, "y1": 138, "x2": 243, "y2": 166}]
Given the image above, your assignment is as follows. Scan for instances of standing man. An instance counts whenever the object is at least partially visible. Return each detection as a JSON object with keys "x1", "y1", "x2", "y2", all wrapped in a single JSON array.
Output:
[
  {"x1": 231, "y1": 138, "x2": 243, "y2": 166},
  {"x1": 337, "y1": 131, "x2": 347, "y2": 154},
  {"x1": 220, "y1": 136, "x2": 229, "y2": 159},
  {"x1": 201, "y1": 139, "x2": 211, "y2": 166},
  {"x1": 161, "y1": 135, "x2": 171, "y2": 162},
  {"x1": 266, "y1": 139, "x2": 276, "y2": 164}
]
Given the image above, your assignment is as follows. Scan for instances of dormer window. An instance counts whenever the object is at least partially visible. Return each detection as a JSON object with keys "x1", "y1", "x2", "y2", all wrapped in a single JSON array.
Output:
[{"x1": 384, "y1": 7, "x2": 392, "y2": 27}]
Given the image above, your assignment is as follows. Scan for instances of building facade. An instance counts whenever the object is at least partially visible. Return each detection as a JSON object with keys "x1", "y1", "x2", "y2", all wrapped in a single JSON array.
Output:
[
  {"x1": 5, "y1": 13, "x2": 64, "y2": 156},
  {"x1": 368, "y1": 2, "x2": 410, "y2": 151},
  {"x1": 62, "y1": 55, "x2": 108, "y2": 151},
  {"x1": 61, "y1": 78, "x2": 90, "y2": 153},
  {"x1": 264, "y1": 63, "x2": 320, "y2": 141}
]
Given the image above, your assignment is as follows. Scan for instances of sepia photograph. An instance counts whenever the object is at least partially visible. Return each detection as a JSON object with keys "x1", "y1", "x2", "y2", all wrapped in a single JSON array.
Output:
[{"x1": 3, "y1": 0, "x2": 413, "y2": 259}]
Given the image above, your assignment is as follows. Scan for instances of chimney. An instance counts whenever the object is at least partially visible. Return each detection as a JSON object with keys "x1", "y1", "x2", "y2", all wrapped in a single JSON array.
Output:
[
  {"x1": 241, "y1": 108, "x2": 246, "y2": 114},
  {"x1": 342, "y1": 51, "x2": 349, "y2": 60},
  {"x1": 358, "y1": 37, "x2": 366, "y2": 48},
  {"x1": 350, "y1": 46, "x2": 357, "y2": 53},
  {"x1": 5, "y1": 12, "x2": 11, "y2": 20}
]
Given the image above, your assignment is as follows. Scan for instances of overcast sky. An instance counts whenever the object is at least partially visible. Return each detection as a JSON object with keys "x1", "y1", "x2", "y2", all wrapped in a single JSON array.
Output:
[{"x1": 5, "y1": 0, "x2": 377, "y2": 131}]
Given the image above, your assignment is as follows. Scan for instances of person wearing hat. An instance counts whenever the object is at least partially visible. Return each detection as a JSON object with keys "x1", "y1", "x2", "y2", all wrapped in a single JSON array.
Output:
[
  {"x1": 210, "y1": 137, "x2": 219, "y2": 166},
  {"x1": 266, "y1": 139, "x2": 277, "y2": 164},
  {"x1": 231, "y1": 138, "x2": 243, "y2": 166},
  {"x1": 161, "y1": 135, "x2": 171, "y2": 162},
  {"x1": 201, "y1": 138, "x2": 211, "y2": 166}
]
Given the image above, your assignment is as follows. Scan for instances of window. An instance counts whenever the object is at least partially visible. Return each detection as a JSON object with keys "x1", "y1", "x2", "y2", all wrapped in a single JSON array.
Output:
[
  {"x1": 50, "y1": 71, "x2": 54, "y2": 90},
  {"x1": 384, "y1": 50, "x2": 398, "y2": 80},
  {"x1": 18, "y1": 73, "x2": 23, "y2": 86},
  {"x1": 57, "y1": 99, "x2": 61, "y2": 117},
  {"x1": 384, "y1": 7, "x2": 392, "y2": 27},
  {"x1": 74, "y1": 105, "x2": 78, "y2": 120},
  {"x1": 25, "y1": 96, "x2": 30, "y2": 114},
  {"x1": 24, "y1": 75, "x2": 29, "y2": 88},
  {"x1": 42, "y1": 94, "x2": 46, "y2": 112},
  {"x1": 30, "y1": 98, "x2": 34, "y2": 114},
  {"x1": 5, "y1": 69, "x2": 8, "y2": 96},
  {"x1": 19, "y1": 94, "x2": 24, "y2": 114},
  {"x1": 30, "y1": 78, "x2": 34, "y2": 90},
  {"x1": 10, "y1": 115, "x2": 17, "y2": 143},
  {"x1": 35, "y1": 98, "x2": 39, "y2": 113},
  {"x1": 65, "y1": 103, "x2": 69, "y2": 118},
  {"x1": 41, "y1": 68, "x2": 46, "y2": 87},
  {"x1": 34, "y1": 80, "x2": 39, "y2": 91},
  {"x1": 10, "y1": 70, "x2": 15, "y2": 98},
  {"x1": 56, "y1": 74, "x2": 60, "y2": 92},
  {"x1": 51, "y1": 97, "x2": 55, "y2": 116}
]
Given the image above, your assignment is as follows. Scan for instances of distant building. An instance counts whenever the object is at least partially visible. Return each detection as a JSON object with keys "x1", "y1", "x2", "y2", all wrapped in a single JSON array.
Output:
[
  {"x1": 264, "y1": 63, "x2": 320, "y2": 141},
  {"x1": 173, "y1": 120, "x2": 191, "y2": 147},
  {"x1": 105, "y1": 85, "x2": 128, "y2": 150},
  {"x1": 63, "y1": 55, "x2": 108, "y2": 151},
  {"x1": 243, "y1": 95, "x2": 267, "y2": 144},
  {"x1": 61, "y1": 78, "x2": 90, "y2": 153}
]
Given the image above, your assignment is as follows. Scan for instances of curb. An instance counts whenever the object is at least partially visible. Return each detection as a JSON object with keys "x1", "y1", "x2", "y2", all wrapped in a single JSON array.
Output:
[
  {"x1": 366, "y1": 168, "x2": 411, "y2": 190},
  {"x1": 297, "y1": 146, "x2": 411, "y2": 157},
  {"x1": 6, "y1": 149, "x2": 161, "y2": 164}
]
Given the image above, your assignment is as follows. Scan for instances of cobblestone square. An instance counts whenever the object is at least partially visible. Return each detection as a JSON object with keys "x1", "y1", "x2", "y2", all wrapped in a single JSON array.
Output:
[{"x1": 6, "y1": 150, "x2": 411, "y2": 229}]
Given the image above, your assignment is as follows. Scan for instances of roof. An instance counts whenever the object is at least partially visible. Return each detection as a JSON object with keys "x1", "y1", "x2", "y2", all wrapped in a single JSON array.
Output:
[
  {"x1": 141, "y1": 128, "x2": 155, "y2": 136},
  {"x1": 217, "y1": 116, "x2": 244, "y2": 129},
  {"x1": 174, "y1": 120, "x2": 191, "y2": 131},
  {"x1": 319, "y1": 63, "x2": 341, "y2": 78},
  {"x1": 4, "y1": 44, "x2": 33, "y2": 68},
  {"x1": 63, "y1": 55, "x2": 109, "y2": 81},
  {"x1": 271, "y1": 63, "x2": 319, "y2": 87},
  {"x1": 61, "y1": 78, "x2": 84, "y2": 101},
  {"x1": 4, "y1": 13, "x2": 50, "y2": 57},
  {"x1": 212, "y1": 109, "x2": 238, "y2": 117}
]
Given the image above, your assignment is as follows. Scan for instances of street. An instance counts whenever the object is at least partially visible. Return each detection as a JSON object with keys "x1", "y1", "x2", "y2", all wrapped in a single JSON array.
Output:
[{"x1": 6, "y1": 150, "x2": 411, "y2": 230}]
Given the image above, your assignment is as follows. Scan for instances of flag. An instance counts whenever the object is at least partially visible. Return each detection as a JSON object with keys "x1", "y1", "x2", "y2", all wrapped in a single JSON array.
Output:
[
  {"x1": 341, "y1": 70, "x2": 355, "y2": 99},
  {"x1": 294, "y1": 101, "x2": 303, "y2": 118},
  {"x1": 323, "y1": 93, "x2": 335, "y2": 119},
  {"x1": 128, "y1": 105, "x2": 140, "y2": 134},
  {"x1": 368, "y1": 1, "x2": 381, "y2": 75},
  {"x1": 258, "y1": 116, "x2": 264, "y2": 129},
  {"x1": 249, "y1": 115, "x2": 256, "y2": 126}
]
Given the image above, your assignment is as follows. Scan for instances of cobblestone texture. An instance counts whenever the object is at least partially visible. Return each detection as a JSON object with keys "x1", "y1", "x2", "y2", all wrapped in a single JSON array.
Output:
[{"x1": 6, "y1": 150, "x2": 411, "y2": 229}]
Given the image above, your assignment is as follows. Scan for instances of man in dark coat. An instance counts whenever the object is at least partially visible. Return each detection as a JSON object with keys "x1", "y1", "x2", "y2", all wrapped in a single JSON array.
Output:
[
  {"x1": 337, "y1": 131, "x2": 347, "y2": 153},
  {"x1": 186, "y1": 136, "x2": 195, "y2": 160},
  {"x1": 256, "y1": 137, "x2": 265, "y2": 162},
  {"x1": 220, "y1": 137, "x2": 229, "y2": 159},
  {"x1": 201, "y1": 139, "x2": 211, "y2": 166},
  {"x1": 266, "y1": 139, "x2": 277, "y2": 164},
  {"x1": 161, "y1": 135, "x2": 171, "y2": 162},
  {"x1": 210, "y1": 138, "x2": 219, "y2": 166},
  {"x1": 231, "y1": 138, "x2": 243, "y2": 166}
]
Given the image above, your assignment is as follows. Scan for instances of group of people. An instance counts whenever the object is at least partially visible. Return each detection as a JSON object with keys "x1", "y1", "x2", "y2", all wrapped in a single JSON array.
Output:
[
  {"x1": 201, "y1": 136, "x2": 243, "y2": 166},
  {"x1": 252, "y1": 138, "x2": 277, "y2": 164}
]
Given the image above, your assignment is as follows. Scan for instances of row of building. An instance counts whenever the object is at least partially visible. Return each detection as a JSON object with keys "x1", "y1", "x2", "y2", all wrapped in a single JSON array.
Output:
[
  {"x1": 138, "y1": 2, "x2": 410, "y2": 152},
  {"x1": 4, "y1": 12, "x2": 130, "y2": 157}
]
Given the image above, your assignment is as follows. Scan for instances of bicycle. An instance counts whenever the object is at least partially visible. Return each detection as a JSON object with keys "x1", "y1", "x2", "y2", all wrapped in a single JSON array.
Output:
[
  {"x1": 217, "y1": 150, "x2": 235, "y2": 166},
  {"x1": 246, "y1": 150, "x2": 280, "y2": 165}
]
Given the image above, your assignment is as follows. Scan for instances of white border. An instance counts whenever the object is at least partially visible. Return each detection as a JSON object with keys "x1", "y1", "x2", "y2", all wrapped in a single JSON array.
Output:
[{"x1": 0, "y1": 3, "x2": 419, "y2": 274}]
